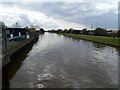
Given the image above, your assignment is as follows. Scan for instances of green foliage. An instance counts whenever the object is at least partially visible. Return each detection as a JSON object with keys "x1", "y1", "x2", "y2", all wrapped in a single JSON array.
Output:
[
  {"x1": 40, "y1": 28, "x2": 45, "y2": 34},
  {"x1": 82, "y1": 28, "x2": 88, "y2": 35},
  {"x1": 94, "y1": 28, "x2": 107, "y2": 36},
  {"x1": 57, "y1": 29, "x2": 63, "y2": 33},
  {"x1": 60, "y1": 33, "x2": 120, "y2": 47},
  {"x1": 68, "y1": 28, "x2": 73, "y2": 33}
]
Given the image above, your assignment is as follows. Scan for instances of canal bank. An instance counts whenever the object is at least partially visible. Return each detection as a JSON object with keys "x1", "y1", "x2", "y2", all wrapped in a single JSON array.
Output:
[
  {"x1": 2, "y1": 34, "x2": 39, "y2": 89},
  {"x1": 58, "y1": 33, "x2": 120, "y2": 48},
  {"x1": 2, "y1": 33, "x2": 40, "y2": 67}
]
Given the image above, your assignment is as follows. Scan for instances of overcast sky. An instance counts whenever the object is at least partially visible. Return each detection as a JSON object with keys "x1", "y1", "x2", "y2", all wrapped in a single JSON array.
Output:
[{"x1": 0, "y1": 0, "x2": 119, "y2": 30}]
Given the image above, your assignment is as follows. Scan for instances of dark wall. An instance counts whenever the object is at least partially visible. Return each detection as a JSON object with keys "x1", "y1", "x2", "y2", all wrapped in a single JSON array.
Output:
[{"x1": 5, "y1": 28, "x2": 27, "y2": 37}]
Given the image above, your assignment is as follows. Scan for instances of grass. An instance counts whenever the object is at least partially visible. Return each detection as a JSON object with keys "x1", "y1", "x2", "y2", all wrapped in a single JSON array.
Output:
[
  {"x1": 7, "y1": 37, "x2": 34, "y2": 54},
  {"x1": 59, "y1": 33, "x2": 120, "y2": 47}
]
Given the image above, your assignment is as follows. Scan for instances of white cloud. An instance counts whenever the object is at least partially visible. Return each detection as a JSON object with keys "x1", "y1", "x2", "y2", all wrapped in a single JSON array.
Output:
[
  {"x1": 0, "y1": 1, "x2": 118, "y2": 30},
  {"x1": 0, "y1": 5, "x2": 85, "y2": 29},
  {"x1": 75, "y1": 2, "x2": 118, "y2": 17},
  {"x1": 95, "y1": 3, "x2": 118, "y2": 14},
  {"x1": 54, "y1": 19, "x2": 85, "y2": 29}
]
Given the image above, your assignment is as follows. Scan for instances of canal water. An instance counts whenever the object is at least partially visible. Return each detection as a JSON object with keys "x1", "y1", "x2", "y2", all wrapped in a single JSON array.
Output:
[{"x1": 9, "y1": 33, "x2": 119, "y2": 88}]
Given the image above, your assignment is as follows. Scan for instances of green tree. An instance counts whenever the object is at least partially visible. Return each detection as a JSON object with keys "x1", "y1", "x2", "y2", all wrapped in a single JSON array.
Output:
[
  {"x1": 94, "y1": 28, "x2": 107, "y2": 36},
  {"x1": 69, "y1": 28, "x2": 73, "y2": 33},
  {"x1": 57, "y1": 29, "x2": 63, "y2": 33},
  {"x1": 39, "y1": 28, "x2": 45, "y2": 34},
  {"x1": 82, "y1": 28, "x2": 88, "y2": 35},
  {"x1": 63, "y1": 29, "x2": 68, "y2": 33}
]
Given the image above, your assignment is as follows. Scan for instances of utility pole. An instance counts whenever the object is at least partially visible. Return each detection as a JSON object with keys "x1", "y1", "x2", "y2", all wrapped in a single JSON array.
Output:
[
  {"x1": 96, "y1": 22, "x2": 98, "y2": 28},
  {"x1": 91, "y1": 25, "x2": 93, "y2": 31}
]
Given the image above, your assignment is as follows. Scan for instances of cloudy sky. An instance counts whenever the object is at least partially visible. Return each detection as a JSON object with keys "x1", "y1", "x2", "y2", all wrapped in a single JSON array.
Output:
[{"x1": 0, "y1": 0, "x2": 119, "y2": 30}]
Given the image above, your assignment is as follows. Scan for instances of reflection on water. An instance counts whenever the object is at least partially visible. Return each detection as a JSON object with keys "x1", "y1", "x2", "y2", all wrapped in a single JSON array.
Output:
[
  {"x1": 5, "y1": 33, "x2": 119, "y2": 88},
  {"x1": 92, "y1": 42, "x2": 106, "y2": 49}
]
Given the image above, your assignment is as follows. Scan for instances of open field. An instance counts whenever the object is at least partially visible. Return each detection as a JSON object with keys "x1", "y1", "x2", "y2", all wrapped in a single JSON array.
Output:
[{"x1": 59, "y1": 33, "x2": 120, "y2": 47}]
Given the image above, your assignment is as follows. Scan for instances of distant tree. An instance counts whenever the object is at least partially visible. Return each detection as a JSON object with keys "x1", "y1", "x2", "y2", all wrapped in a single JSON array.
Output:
[
  {"x1": 39, "y1": 28, "x2": 45, "y2": 34},
  {"x1": 63, "y1": 29, "x2": 68, "y2": 33},
  {"x1": 72, "y1": 30, "x2": 76, "y2": 34},
  {"x1": 75, "y1": 30, "x2": 81, "y2": 34},
  {"x1": 82, "y1": 28, "x2": 88, "y2": 35},
  {"x1": 57, "y1": 29, "x2": 63, "y2": 33},
  {"x1": 68, "y1": 28, "x2": 73, "y2": 33},
  {"x1": 94, "y1": 28, "x2": 107, "y2": 36}
]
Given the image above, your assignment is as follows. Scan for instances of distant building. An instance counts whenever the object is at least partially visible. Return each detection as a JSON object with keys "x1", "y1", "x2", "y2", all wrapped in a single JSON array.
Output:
[
  {"x1": 107, "y1": 30, "x2": 118, "y2": 34},
  {"x1": 5, "y1": 28, "x2": 29, "y2": 37},
  {"x1": 79, "y1": 30, "x2": 83, "y2": 34},
  {"x1": 107, "y1": 30, "x2": 112, "y2": 34},
  {"x1": 87, "y1": 30, "x2": 94, "y2": 35},
  {"x1": 88, "y1": 31, "x2": 94, "y2": 35},
  {"x1": 112, "y1": 30, "x2": 118, "y2": 33}
]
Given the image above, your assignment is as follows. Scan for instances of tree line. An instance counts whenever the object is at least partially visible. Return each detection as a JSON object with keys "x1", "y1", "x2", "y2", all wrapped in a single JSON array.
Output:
[{"x1": 48, "y1": 28, "x2": 120, "y2": 37}]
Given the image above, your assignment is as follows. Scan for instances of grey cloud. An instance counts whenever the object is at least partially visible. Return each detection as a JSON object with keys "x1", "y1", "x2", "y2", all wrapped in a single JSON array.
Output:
[
  {"x1": 19, "y1": 14, "x2": 32, "y2": 27},
  {"x1": 80, "y1": 12, "x2": 118, "y2": 29},
  {"x1": 19, "y1": 14, "x2": 58, "y2": 29},
  {"x1": 0, "y1": 2, "x2": 118, "y2": 29}
]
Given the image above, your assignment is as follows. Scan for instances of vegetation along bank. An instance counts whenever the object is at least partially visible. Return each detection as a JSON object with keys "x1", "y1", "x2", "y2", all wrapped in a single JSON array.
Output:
[{"x1": 59, "y1": 33, "x2": 120, "y2": 47}]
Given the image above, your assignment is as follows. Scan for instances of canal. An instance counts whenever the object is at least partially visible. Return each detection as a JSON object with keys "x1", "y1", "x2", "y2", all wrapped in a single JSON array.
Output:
[{"x1": 8, "y1": 33, "x2": 119, "y2": 88}]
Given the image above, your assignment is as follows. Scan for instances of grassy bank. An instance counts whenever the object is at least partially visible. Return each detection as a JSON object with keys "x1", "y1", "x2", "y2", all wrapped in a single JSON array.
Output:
[
  {"x1": 59, "y1": 33, "x2": 120, "y2": 47},
  {"x1": 7, "y1": 37, "x2": 34, "y2": 53}
]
